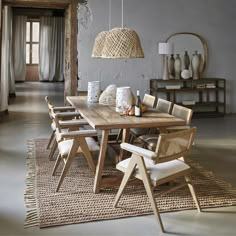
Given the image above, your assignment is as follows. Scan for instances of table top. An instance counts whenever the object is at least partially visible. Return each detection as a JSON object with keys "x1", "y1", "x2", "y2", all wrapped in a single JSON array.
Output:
[{"x1": 67, "y1": 96, "x2": 186, "y2": 130}]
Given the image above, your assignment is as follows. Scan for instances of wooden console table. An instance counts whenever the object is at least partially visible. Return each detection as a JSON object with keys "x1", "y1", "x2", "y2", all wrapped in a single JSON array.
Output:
[{"x1": 150, "y1": 78, "x2": 226, "y2": 118}]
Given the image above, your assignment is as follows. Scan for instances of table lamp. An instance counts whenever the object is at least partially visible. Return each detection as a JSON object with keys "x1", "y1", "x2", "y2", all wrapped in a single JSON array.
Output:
[{"x1": 158, "y1": 42, "x2": 173, "y2": 80}]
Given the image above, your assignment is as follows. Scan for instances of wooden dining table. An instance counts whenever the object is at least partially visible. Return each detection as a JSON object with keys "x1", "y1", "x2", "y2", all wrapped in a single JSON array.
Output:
[{"x1": 67, "y1": 96, "x2": 186, "y2": 193}]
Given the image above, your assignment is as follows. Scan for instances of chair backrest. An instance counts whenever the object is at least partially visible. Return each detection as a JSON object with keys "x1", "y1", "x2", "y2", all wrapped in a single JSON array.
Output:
[
  {"x1": 45, "y1": 96, "x2": 54, "y2": 119},
  {"x1": 154, "y1": 127, "x2": 196, "y2": 164},
  {"x1": 171, "y1": 104, "x2": 193, "y2": 125},
  {"x1": 45, "y1": 96, "x2": 54, "y2": 110},
  {"x1": 156, "y1": 98, "x2": 172, "y2": 113},
  {"x1": 142, "y1": 94, "x2": 156, "y2": 108}
]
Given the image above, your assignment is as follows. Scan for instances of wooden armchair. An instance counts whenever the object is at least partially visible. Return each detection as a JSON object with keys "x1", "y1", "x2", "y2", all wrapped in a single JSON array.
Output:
[
  {"x1": 114, "y1": 128, "x2": 201, "y2": 233},
  {"x1": 129, "y1": 98, "x2": 172, "y2": 145},
  {"x1": 45, "y1": 96, "x2": 82, "y2": 149},
  {"x1": 127, "y1": 94, "x2": 156, "y2": 143},
  {"x1": 48, "y1": 109, "x2": 89, "y2": 161},
  {"x1": 138, "y1": 104, "x2": 193, "y2": 151},
  {"x1": 52, "y1": 129, "x2": 100, "y2": 192},
  {"x1": 156, "y1": 98, "x2": 172, "y2": 113}
]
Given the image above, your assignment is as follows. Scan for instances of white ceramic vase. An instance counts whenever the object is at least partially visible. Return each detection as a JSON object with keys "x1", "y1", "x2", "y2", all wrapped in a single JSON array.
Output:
[
  {"x1": 191, "y1": 51, "x2": 200, "y2": 80},
  {"x1": 168, "y1": 54, "x2": 175, "y2": 79},
  {"x1": 174, "y1": 54, "x2": 182, "y2": 79},
  {"x1": 116, "y1": 87, "x2": 132, "y2": 112},
  {"x1": 87, "y1": 81, "x2": 101, "y2": 103}
]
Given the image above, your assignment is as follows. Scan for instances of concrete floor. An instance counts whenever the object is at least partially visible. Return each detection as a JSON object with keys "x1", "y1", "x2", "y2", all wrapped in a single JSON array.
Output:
[{"x1": 0, "y1": 82, "x2": 236, "y2": 236}]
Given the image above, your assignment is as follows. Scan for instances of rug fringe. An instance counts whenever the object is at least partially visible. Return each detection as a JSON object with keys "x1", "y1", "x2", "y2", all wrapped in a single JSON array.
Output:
[
  {"x1": 24, "y1": 209, "x2": 39, "y2": 228},
  {"x1": 24, "y1": 140, "x2": 40, "y2": 228}
]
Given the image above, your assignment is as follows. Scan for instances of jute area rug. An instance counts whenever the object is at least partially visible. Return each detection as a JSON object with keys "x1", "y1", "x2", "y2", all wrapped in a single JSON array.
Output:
[{"x1": 25, "y1": 139, "x2": 236, "y2": 228}]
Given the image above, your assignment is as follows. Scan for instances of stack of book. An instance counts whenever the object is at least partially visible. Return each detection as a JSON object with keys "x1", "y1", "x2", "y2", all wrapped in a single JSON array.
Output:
[
  {"x1": 196, "y1": 84, "x2": 205, "y2": 89},
  {"x1": 166, "y1": 85, "x2": 181, "y2": 89},
  {"x1": 206, "y1": 83, "x2": 216, "y2": 88},
  {"x1": 182, "y1": 100, "x2": 196, "y2": 105}
]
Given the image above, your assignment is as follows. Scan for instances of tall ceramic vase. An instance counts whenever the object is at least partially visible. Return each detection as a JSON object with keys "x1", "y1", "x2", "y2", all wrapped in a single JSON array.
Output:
[
  {"x1": 116, "y1": 87, "x2": 132, "y2": 112},
  {"x1": 174, "y1": 54, "x2": 182, "y2": 79},
  {"x1": 87, "y1": 81, "x2": 101, "y2": 103},
  {"x1": 183, "y1": 51, "x2": 190, "y2": 69},
  {"x1": 191, "y1": 50, "x2": 200, "y2": 80},
  {"x1": 169, "y1": 54, "x2": 175, "y2": 79},
  {"x1": 199, "y1": 53, "x2": 204, "y2": 77}
]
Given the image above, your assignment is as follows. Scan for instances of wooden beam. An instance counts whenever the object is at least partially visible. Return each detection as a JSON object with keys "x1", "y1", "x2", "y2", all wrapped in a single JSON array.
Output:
[{"x1": 2, "y1": 0, "x2": 72, "y2": 9}]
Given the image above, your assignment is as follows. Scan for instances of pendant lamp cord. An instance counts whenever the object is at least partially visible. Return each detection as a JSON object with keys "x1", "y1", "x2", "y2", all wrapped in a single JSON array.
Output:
[
  {"x1": 121, "y1": 0, "x2": 124, "y2": 28},
  {"x1": 109, "y1": 0, "x2": 111, "y2": 30}
]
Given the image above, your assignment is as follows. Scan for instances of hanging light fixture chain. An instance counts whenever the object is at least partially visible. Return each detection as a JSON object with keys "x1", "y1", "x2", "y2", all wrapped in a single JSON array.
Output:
[
  {"x1": 121, "y1": 0, "x2": 124, "y2": 28},
  {"x1": 109, "y1": 0, "x2": 111, "y2": 30}
]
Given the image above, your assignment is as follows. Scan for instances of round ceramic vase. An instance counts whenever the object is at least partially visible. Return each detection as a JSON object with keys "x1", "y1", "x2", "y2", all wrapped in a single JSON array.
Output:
[{"x1": 87, "y1": 81, "x2": 101, "y2": 103}]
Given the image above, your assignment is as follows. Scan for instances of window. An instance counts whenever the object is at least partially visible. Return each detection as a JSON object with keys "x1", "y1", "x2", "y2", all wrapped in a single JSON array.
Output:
[{"x1": 26, "y1": 20, "x2": 40, "y2": 65}]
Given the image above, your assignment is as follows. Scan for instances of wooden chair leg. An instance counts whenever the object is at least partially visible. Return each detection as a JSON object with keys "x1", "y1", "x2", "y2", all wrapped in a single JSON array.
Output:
[
  {"x1": 52, "y1": 153, "x2": 62, "y2": 176},
  {"x1": 114, "y1": 157, "x2": 137, "y2": 207},
  {"x1": 47, "y1": 130, "x2": 55, "y2": 149},
  {"x1": 77, "y1": 137, "x2": 96, "y2": 174},
  {"x1": 56, "y1": 154, "x2": 74, "y2": 192},
  {"x1": 48, "y1": 139, "x2": 57, "y2": 161},
  {"x1": 56, "y1": 140, "x2": 79, "y2": 192},
  {"x1": 136, "y1": 157, "x2": 165, "y2": 233},
  {"x1": 185, "y1": 175, "x2": 201, "y2": 212},
  {"x1": 129, "y1": 134, "x2": 135, "y2": 144},
  {"x1": 116, "y1": 129, "x2": 123, "y2": 143}
]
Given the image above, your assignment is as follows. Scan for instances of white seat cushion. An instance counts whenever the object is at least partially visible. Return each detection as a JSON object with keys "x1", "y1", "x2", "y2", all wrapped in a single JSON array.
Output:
[
  {"x1": 55, "y1": 129, "x2": 68, "y2": 142},
  {"x1": 58, "y1": 138, "x2": 100, "y2": 156},
  {"x1": 117, "y1": 158, "x2": 190, "y2": 182},
  {"x1": 51, "y1": 122, "x2": 56, "y2": 131}
]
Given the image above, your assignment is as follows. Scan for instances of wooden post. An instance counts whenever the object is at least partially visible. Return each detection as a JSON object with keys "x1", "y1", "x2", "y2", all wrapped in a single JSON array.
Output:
[
  {"x1": 0, "y1": 0, "x2": 2, "y2": 85},
  {"x1": 64, "y1": 0, "x2": 78, "y2": 103}
]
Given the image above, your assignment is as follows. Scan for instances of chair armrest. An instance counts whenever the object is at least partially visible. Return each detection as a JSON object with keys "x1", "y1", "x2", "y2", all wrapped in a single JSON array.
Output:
[
  {"x1": 120, "y1": 143, "x2": 157, "y2": 160},
  {"x1": 52, "y1": 106, "x2": 75, "y2": 112},
  {"x1": 58, "y1": 119, "x2": 88, "y2": 128},
  {"x1": 59, "y1": 130, "x2": 98, "y2": 139},
  {"x1": 53, "y1": 111, "x2": 81, "y2": 119},
  {"x1": 166, "y1": 125, "x2": 191, "y2": 131}
]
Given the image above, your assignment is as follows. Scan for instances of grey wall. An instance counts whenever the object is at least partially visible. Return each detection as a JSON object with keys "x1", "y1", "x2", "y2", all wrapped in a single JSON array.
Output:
[{"x1": 78, "y1": 0, "x2": 236, "y2": 113}]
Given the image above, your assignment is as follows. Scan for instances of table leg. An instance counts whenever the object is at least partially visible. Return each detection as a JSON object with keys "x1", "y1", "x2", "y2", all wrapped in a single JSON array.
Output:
[
  {"x1": 93, "y1": 129, "x2": 109, "y2": 193},
  {"x1": 119, "y1": 128, "x2": 130, "y2": 162}
]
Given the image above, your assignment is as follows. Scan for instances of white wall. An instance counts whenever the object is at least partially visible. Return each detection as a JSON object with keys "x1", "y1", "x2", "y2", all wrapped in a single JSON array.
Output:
[{"x1": 78, "y1": 0, "x2": 236, "y2": 113}]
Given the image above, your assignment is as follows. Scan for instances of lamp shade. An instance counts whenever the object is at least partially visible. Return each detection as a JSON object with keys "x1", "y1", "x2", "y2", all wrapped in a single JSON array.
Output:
[
  {"x1": 158, "y1": 42, "x2": 173, "y2": 55},
  {"x1": 101, "y1": 27, "x2": 144, "y2": 58},
  {"x1": 91, "y1": 31, "x2": 108, "y2": 58}
]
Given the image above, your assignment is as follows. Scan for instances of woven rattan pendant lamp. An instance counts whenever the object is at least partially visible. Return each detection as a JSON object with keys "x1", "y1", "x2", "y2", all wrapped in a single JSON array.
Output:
[
  {"x1": 91, "y1": 0, "x2": 111, "y2": 58},
  {"x1": 101, "y1": 0, "x2": 144, "y2": 58}
]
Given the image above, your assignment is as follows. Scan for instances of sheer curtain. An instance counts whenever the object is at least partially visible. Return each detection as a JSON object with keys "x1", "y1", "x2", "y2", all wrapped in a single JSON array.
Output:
[
  {"x1": 12, "y1": 15, "x2": 27, "y2": 82},
  {"x1": 0, "y1": 6, "x2": 11, "y2": 112},
  {"x1": 39, "y1": 17, "x2": 65, "y2": 81}
]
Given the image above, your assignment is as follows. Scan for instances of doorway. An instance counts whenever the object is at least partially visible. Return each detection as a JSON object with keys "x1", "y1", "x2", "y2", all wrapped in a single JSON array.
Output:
[{"x1": 1, "y1": 0, "x2": 78, "y2": 99}]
